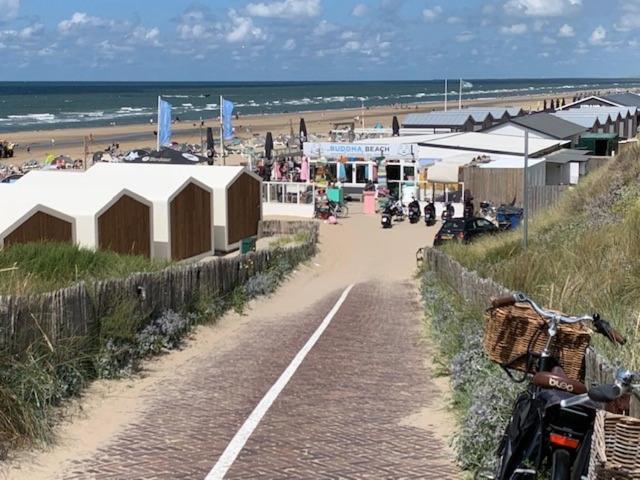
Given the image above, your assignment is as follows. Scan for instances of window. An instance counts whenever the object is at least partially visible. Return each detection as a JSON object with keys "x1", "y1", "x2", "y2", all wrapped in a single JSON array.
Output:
[
  {"x1": 342, "y1": 163, "x2": 353, "y2": 183},
  {"x1": 403, "y1": 166, "x2": 415, "y2": 180},
  {"x1": 327, "y1": 163, "x2": 337, "y2": 181},
  {"x1": 475, "y1": 219, "x2": 493, "y2": 229},
  {"x1": 356, "y1": 164, "x2": 368, "y2": 184}
]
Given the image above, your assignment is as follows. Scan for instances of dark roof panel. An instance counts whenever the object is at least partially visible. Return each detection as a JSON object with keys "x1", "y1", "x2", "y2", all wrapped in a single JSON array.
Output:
[
  {"x1": 602, "y1": 93, "x2": 640, "y2": 107},
  {"x1": 509, "y1": 112, "x2": 587, "y2": 139}
]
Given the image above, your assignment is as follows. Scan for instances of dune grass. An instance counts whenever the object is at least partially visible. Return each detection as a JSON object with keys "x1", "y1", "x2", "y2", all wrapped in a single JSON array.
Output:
[
  {"x1": 443, "y1": 145, "x2": 640, "y2": 369},
  {"x1": 0, "y1": 242, "x2": 169, "y2": 295}
]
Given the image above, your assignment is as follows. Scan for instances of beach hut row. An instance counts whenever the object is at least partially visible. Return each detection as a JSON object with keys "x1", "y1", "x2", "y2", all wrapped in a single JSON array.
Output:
[{"x1": 0, "y1": 164, "x2": 262, "y2": 260}]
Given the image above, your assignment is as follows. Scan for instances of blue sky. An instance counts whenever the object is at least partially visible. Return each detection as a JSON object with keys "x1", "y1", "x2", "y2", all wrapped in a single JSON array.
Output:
[{"x1": 0, "y1": 0, "x2": 639, "y2": 81}]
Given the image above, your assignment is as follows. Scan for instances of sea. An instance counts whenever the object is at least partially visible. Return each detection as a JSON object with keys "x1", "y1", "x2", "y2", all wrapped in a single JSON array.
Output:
[{"x1": 1, "y1": 78, "x2": 640, "y2": 133}]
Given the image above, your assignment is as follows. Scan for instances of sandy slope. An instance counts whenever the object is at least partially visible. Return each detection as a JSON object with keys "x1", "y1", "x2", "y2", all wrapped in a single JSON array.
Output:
[{"x1": 2, "y1": 205, "x2": 446, "y2": 479}]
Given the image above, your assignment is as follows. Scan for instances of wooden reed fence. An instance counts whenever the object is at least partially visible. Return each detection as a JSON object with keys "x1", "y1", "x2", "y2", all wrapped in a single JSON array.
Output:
[
  {"x1": 425, "y1": 247, "x2": 639, "y2": 417},
  {"x1": 0, "y1": 220, "x2": 319, "y2": 351}
]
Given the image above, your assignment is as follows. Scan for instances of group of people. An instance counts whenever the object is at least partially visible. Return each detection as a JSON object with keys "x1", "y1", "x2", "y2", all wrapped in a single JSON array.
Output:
[{"x1": 1, "y1": 141, "x2": 15, "y2": 158}]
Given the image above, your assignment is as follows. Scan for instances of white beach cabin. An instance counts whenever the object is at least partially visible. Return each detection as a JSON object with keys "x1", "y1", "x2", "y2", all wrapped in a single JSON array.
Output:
[
  {"x1": 86, "y1": 164, "x2": 215, "y2": 261},
  {"x1": 9, "y1": 172, "x2": 155, "y2": 258},
  {"x1": 87, "y1": 164, "x2": 262, "y2": 253},
  {"x1": 0, "y1": 190, "x2": 76, "y2": 249}
]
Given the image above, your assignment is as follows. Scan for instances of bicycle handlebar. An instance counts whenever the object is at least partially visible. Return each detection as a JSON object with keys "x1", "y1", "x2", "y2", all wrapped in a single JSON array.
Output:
[{"x1": 491, "y1": 292, "x2": 627, "y2": 345}]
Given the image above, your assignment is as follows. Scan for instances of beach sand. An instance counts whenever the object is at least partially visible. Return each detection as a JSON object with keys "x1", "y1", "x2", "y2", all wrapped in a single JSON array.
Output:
[{"x1": 0, "y1": 90, "x2": 589, "y2": 168}]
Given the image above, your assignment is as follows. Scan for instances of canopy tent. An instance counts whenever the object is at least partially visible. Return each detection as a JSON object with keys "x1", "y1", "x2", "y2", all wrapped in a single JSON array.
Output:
[
  {"x1": 122, "y1": 147, "x2": 208, "y2": 165},
  {"x1": 426, "y1": 155, "x2": 472, "y2": 184}
]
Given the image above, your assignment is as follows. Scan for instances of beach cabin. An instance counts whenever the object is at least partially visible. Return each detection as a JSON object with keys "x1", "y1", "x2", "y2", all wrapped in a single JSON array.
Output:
[
  {"x1": 87, "y1": 164, "x2": 214, "y2": 261},
  {"x1": 88, "y1": 164, "x2": 261, "y2": 253},
  {"x1": 483, "y1": 112, "x2": 587, "y2": 147},
  {"x1": 9, "y1": 172, "x2": 153, "y2": 257},
  {"x1": 0, "y1": 191, "x2": 75, "y2": 248},
  {"x1": 169, "y1": 166, "x2": 262, "y2": 253}
]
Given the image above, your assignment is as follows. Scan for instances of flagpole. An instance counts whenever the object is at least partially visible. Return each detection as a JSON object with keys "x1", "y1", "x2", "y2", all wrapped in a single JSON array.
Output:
[
  {"x1": 459, "y1": 79, "x2": 462, "y2": 110},
  {"x1": 220, "y1": 95, "x2": 225, "y2": 166},
  {"x1": 444, "y1": 79, "x2": 448, "y2": 112},
  {"x1": 157, "y1": 95, "x2": 161, "y2": 151}
]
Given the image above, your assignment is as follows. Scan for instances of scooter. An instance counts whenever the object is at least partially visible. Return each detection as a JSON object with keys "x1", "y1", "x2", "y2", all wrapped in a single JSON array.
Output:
[
  {"x1": 408, "y1": 199, "x2": 421, "y2": 224},
  {"x1": 441, "y1": 202, "x2": 454, "y2": 221},
  {"x1": 424, "y1": 202, "x2": 436, "y2": 226},
  {"x1": 381, "y1": 204, "x2": 393, "y2": 229},
  {"x1": 388, "y1": 197, "x2": 405, "y2": 221}
]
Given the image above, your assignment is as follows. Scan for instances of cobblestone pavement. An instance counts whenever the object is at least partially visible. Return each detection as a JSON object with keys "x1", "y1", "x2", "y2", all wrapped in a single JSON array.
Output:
[{"x1": 62, "y1": 282, "x2": 458, "y2": 479}]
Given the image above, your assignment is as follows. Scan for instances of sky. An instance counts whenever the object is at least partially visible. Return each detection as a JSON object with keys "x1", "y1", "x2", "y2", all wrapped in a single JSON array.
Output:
[{"x1": 0, "y1": 0, "x2": 639, "y2": 81}]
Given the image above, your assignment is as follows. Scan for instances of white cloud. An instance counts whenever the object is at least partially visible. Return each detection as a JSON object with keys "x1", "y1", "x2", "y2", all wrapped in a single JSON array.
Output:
[
  {"x1": 615, "y1": 1, "x2": 640, "y2": 31},
  {"x1": 541, "y1": 35, "x2": 556, "y2": 44},
  {"x1": 0, "y1": 0, "x2": 19, "y2": 20},
  {"x1": 226, "y1": 9, "x2": 265, "y2": 43},
  {"x1": 352, "y1": 3, "x2": 369, "y2": 16},
  {"x1": 342, "y1": 40, "x2": 360, "y2": 51},
  {"x1": 129, "y1": 26, "x2": 161, "y2": 46},
  {"x1": 504, "y1": 0, "x2": 581, "y2": 17},
  {"x1": 283, "y1": 38, "x2": 296, "y2": 50},
  {"x1": 456, "y1": 31, "x2": 475, "y2": 42},
  {"x1": 558, "y1": 23, "x2": 574, "y2": 37},
  {"x1": 589, "y1": 25, "x2": 606, "y2": 45},
  {"x1": 501, "y1": 23, "x2": 528, "y2": 34},
  {"x1": 58, "y1": 12, "x2": 113, "y2": 34},
  {"x1": 447, "y1": 16, "x2": 462, "y2": 24},
  {"x1": 313, "y1": 19, "x2": 337, "y2": 36},
  {"x1": 422, "y1": 6, "x2": 442, "y2": 22},
  {"x1": 246, "y1": 0, "x2": 321, "y2": 19}
]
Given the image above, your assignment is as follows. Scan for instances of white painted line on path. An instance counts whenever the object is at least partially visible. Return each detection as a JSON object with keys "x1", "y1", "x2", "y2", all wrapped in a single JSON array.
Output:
[{"x1": 204, "y1": 283, "x2": 356, "y2": 480}]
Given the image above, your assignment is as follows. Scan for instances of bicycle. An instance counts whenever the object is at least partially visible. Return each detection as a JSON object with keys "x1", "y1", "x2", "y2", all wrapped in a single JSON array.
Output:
[{"x1": 485, "y1": 292, "x2": 628, "y2": 480}]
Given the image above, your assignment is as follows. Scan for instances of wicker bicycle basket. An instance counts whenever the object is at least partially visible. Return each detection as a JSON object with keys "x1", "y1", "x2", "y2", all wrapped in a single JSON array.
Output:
[
  {"x1": 484, "y1": 302, "x2": 592, "y2": 381},
  {"x1": 589, "y1": 410, "x2": 640, "y2": 479}
]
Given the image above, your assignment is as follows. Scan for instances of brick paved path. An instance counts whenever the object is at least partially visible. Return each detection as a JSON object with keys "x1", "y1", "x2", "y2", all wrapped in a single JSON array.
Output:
[{"x1": 62, "y1": 282, "x2": 458, "y2": 479}]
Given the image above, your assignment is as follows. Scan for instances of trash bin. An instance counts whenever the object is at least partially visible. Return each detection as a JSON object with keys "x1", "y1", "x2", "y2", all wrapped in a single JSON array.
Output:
[
  {"x1": 240, "y1": 236, "x2": 257, "y2": 254},
  {"x1": 496, "y1": 206, "x2": 524, "y2": 229}
]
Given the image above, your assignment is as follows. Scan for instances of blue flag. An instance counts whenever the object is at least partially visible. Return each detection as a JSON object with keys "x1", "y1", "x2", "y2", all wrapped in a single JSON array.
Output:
[
  {"x1": 158, "y1": 98, "x2": 172, "y2": 147},
  {"x1": 222, "y1": 98, "x2": 234, "y2": 140}
]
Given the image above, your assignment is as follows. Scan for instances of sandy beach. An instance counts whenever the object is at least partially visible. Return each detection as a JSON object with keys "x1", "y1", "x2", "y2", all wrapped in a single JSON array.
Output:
[{"x1": 0, "y1": 89, "x2": 600, "y2": 167}]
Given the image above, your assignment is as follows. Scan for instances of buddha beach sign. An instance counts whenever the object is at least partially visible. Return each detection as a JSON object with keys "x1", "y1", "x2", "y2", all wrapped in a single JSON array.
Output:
[{"x1": 303, "y1": 142, "x2": 415, "y2": 160}]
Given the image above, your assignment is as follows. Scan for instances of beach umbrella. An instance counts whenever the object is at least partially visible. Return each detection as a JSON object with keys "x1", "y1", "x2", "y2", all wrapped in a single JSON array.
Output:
[
  {"x1": 550, "y1": 99, "x2": 555, "y2": 110},
  {"x1": 299, "y1": 118, "x2": 308, "y2": 142},
  {"x1": 265, "y1": 131, "x2": 274, "y2": 160},
  {"x1": 561, "y1": 98, "x2": 566, "y2": 107},
  {"x1": 206, "y1": 127, "x2": 215, "y2": 158},
  {"x1": 543, "y1": 99, "x2": 547, "y2": 111},
  {"x1": 392, "y1": 116, "x2": 400, "y2": 136}
]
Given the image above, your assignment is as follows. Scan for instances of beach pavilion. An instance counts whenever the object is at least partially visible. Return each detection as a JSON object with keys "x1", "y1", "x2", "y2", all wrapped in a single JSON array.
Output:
[{"x1": 6, "y1": 172, "x2": 154, "y2": 257}]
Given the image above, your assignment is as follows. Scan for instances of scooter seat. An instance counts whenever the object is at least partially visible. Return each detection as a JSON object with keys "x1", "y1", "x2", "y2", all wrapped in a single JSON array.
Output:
[{"x1": 533, "y1": 366, "x2": 587, "y2": 395}]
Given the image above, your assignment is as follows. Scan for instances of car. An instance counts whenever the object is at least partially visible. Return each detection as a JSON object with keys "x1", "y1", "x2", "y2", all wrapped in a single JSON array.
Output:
[{"x1": 433, "y1": 216, "x2": 498, "y2": 246}]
